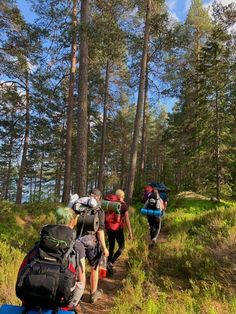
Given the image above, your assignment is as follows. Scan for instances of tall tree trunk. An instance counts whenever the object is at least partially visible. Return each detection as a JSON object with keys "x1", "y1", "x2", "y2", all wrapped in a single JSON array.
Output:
[
  {"x1": 76, "y1": 0, "x2": 89, "y2": 196},
  {"x1": 16, "y1": 71, "x2": 30, "y2": 204},
  {"x1": 38, "y1": 157, "x2": 43, "y2": 201},
  {"x1": 29, "y1": 176, "x2": 33, "y2": 203},
  {"x1": 126, "y1": 0, "x2": 150, "y2": 204},
  {"x1": 215, "y1": 85, "x2": 220, "y2": 201},
  {"x1": 55, "y1": 161, "x2": 63, "y2": 202},
  {"x1": 62, "y1": 0, "x2": 78, "y2": 204},
  {"x1": 4, "y1": 134, "x2": 13, "y2": 200},
  {"x1": 140, "y1": 65, "x2": 149, "y2": 175},
  {"x1": 98, "y1": 60, "x2": 110, "y2": 193}
]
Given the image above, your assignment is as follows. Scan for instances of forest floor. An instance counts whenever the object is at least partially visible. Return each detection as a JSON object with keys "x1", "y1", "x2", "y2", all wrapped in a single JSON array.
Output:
[
  {"x1": 80, "y1": 255, "x2": 128, "y2": 314},
  {"x1": 80, "y1": 231, "x2": 168, "y2": 314}
]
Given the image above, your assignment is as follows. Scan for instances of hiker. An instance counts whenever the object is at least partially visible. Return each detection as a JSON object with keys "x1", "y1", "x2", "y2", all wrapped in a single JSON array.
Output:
[
  {"x1": 144, "y1": 188, "x2": 165, "y2": 247},
  {"x1": 105, "y1": 189, "x2": 133, "y2": 275},
  {"x1": 70, "y1": 188, "x2": 109, "y2": 304},
  {"x1": 16, "y1": 207, "x2": 86, "y2": 314}
]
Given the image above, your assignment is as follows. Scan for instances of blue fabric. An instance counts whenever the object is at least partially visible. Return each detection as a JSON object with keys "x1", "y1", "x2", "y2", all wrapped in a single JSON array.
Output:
[
  {"x1": 149, "y1": 182, "x2": 170, "y2": 192},
  {"x1": 140, "y1": 208, "x2": 164, "y2": 217},
  {"x1": 0, "y1": 305, "x2": 74, "y2": 314}
]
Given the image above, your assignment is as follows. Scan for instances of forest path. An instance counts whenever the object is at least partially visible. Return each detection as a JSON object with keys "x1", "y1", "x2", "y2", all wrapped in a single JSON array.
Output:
[
  {"x1": 80, "y1": 256, "x2": 128, "y2": 314},
  {"x1": 80, "y1": 230, "x2": 168, "y2": 314}
]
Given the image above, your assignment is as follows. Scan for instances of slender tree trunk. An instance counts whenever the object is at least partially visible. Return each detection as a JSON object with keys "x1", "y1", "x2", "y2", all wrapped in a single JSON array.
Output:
[
  {"x1": 4, "y1": 134, "x2": 13, "y2": 200},
  {"x1": 55, "y1": 161, "x2": 63, "y2": 201},
  {"x1": 194, "y1": 28, "x2": 201, "y2": 191},
  {"x1": 98, "y1": 60, "x2": 110, "y2": 193},
  {"x1": 140, "y1": 65, "x2": 149, "y2": 175},
  {"x1": 29, "y1": 176, "x2": 33, "y2": 203},
  {"x1": 215, "y1": 85, "x2": 220, "y2": 201},
  {"x1": 62, "y1": 0, "x2": 78, "y2": 204},
  {"x1": 16, "y1": 71, "x2": 30, "y2": 204},
  {"x1": 33, "y1": 171, "x2": 37, "y2": 202},
  {"x1": 38, "y1": 157, "x2": 43, "y2": 201},
  {"x1": 126, "y1": 0, "x2": 150, "y2": 204},
  {"x1": 76, "y1": 0, "x2": 89, "y2": 196}
]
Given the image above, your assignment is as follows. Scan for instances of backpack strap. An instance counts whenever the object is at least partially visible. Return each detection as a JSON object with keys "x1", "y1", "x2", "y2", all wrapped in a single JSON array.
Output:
[{"x1": 62, "y1": 231, "x2": 76, "y2": 265}]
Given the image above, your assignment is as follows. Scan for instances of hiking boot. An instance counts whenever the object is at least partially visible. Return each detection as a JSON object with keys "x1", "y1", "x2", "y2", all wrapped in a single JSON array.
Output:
[
  {"x1": 149, "y1": 239, "x2": 156, "y2": 249},
  {"x1": 90, "y1": 289, "x2": 103, "y2": 304},
  {"x1": 107, "y1": 262, "x2": 114, "y2": 275}
]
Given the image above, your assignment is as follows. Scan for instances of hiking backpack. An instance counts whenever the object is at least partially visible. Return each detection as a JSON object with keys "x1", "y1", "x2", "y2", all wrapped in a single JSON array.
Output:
[
  {"x1": 16, "y1": 224, "x2": 77, "y2": 309},
  {"x1": 72, "y1": 196, "x2": 100, "y2": 236},
  {"x1": 143, "y1": 185, "x2": 153, "y2": 202},
  {"x1": 102, "y1": 194, "x2": 122, "y2": 231}
]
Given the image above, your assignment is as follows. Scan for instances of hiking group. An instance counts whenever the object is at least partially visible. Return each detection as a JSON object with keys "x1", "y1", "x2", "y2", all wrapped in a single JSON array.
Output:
[{"x1": 15, "y1": 184, "x2": 169, "y2": 313}]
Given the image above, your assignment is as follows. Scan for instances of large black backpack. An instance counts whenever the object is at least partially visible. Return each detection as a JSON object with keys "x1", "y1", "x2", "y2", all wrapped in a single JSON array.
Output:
[
  {"x1": 16, "y1": 224, "x2": 77, "y2": 310},
  {"x1": 147, "y1": 192, "x2": 159, "y2": 210}
]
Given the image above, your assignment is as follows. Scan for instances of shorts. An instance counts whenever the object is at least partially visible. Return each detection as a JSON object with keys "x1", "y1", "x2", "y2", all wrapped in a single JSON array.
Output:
[{"x1": 79, "y1": 234, "x2": 102, "y2": 269}]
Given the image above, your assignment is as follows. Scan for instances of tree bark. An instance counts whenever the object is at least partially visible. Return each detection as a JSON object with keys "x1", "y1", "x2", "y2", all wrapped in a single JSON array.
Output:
[
  {"x1": 16, "y1": 71, "x2": 30, "y2": 204},
  {"x1": 98, "y1": 60, "x2": 110, "y2": 193},
  {"x1": 215, "y1": 84, "x2": 220, "y2": 201},
  {"x1": 4, "y1": 134, "x2": 13, "y2": 200},
  {"x1": 76, "y1": 0, "x2": 89, "y2": 196},
  {"x1": 126, "y1": 0, "x2": 150, "y2": 204},
  {"x1": 38, "y1": 156, "x2": 43, "y2": 201},
  {"x1": 140, "y1": 64, "x2": 149, "y2": 175},
  {"x1": 62, "y1": 0, "x2": 78, "y2": 204}
]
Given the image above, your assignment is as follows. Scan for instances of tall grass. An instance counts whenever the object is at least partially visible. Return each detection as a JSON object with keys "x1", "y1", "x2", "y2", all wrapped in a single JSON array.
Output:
[
  {"x1": 0, "y1": 201, "x2": 57, "y2": 305},
  {"x1": 111, "y1": 195, "x2": 236, "y2": 313}
]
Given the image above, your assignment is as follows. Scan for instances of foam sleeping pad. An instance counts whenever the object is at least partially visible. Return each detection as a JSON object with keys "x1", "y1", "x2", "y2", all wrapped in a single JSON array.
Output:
[
  {"x1": 101, "y1": 200, "x2": 121, "y2": 214},
  {"x1": 0, "y1": 305, "x2": 74, "y2": 314},
  {"x1": 140, "y1": 208, "x2": 164, "y2": 217}
]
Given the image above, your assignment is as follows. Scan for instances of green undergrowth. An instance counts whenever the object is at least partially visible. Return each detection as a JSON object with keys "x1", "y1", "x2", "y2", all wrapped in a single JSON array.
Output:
[
  {"x1": 0, "y1": 200, "x2": 58, "y2": 305},
  {"x1": 111, "y1": 195, "x2": 236, "y2": 314}
]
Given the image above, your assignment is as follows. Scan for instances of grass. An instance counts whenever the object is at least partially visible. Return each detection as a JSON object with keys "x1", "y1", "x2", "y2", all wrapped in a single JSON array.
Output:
[
  {"x1": 0, "y1": 201, "x2": 58, "y2": 305},
  {"x1": 0, "y1": 195, "x2": 236, "y2": 313},
  {"x1": 111, "y1": 193, "x2": 236, "y2": 314}
]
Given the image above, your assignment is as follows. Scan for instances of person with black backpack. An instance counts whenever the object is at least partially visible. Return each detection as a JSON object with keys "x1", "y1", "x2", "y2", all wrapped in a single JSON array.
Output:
[
  {"x1": 144, "y1": 188, "x2": 165, "y2": 248},
  {"x1": 69, "y1": 188, "x2": 109, "y2": 304},
  {"x1": 15, "y1": 207, "x2": 85, "y2": 314}
]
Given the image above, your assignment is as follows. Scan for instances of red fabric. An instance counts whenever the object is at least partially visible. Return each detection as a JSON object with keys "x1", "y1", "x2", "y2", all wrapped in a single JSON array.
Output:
[
  {"x1": 144, "y1": 185, "x2": 153, "y2": 193},
  {"x1": 18, "y1": 247, "x2": 38, "y2": 272},
  {"x1": 104, "y1": 194, "x2": 121, "y2": 202},
  {"x1": 105, "y1": 211, "x2": 121, "y2": 231},
  {"x1": 68, "y1": 263, "x2": 76, "y2": 274}
]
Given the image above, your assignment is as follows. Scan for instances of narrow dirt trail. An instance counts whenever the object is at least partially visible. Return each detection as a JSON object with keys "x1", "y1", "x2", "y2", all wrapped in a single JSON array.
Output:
[
  {"x1": 80, "y1": 230, "x2": 168, "y2": 314},
  {"x1": 80, "y1": 256, "x2": 128, "y2": 314}
]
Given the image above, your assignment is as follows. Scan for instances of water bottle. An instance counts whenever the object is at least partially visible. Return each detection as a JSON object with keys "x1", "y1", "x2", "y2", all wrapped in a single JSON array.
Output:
[{"x1": 99, "y1": 255, "x2": 107, "y2": 279}]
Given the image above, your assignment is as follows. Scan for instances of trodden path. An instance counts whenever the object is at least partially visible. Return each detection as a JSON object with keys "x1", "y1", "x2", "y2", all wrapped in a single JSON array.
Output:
[
  {"x1": 79, "y1": 231, "x2": 168, "y2": 314},
  {"x1": 80, "y1": 256, "x2": 128, "y2": 314}
]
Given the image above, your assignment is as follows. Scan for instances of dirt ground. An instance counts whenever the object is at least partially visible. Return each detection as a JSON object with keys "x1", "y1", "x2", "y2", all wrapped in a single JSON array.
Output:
[
  {"x1": 80, "y1": 256, "x2": 128, "y2": 314},
  {"x1": 79, "y1": 232, "x2": 168, "y2": 314}
]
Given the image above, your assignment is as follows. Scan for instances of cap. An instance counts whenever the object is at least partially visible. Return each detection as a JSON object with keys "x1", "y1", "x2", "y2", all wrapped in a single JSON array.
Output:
[{"x1": 90, "y1": 188, "x2": 101, "y2": 198}]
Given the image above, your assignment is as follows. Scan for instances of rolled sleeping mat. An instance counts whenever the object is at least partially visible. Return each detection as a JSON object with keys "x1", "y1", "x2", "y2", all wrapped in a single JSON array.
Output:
[
  {"x1": 101, "y1": 200, "x2": 121, "y2": 214},
  {"x1": 77, "y1": 212, "x2": 99, "y2": 233},
  {"x1": 0, "y1": 304, "x2": 74, "y2": 313},
  {"x1": 140, "y1": 208, "x2": 164, "y2": 217}
]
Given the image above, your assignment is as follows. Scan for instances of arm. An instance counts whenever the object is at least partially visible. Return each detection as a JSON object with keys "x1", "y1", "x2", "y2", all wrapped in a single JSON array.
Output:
[
  {"x1": 97, "y1": 229, "x2": 109, "y2": 256},
  {"x1": 157, "y1": 198, "x2": 165, "y2": 211},
  {"x1": 143, "y1": 200, "x2": 149, "y2": 208},
  {"x1": 124, "y1": 211, "x2": 133, "y2": 240}
]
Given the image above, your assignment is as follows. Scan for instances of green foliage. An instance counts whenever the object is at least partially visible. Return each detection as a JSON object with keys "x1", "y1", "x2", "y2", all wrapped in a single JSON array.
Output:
[
  {"x1": 0, "y1": 201, "x2": 57, "y2": 252},
  {"x1": 112, "y1": 194, "x2": 236, "y2": 313},
  {"x1": 0, "y1": 241, "x2": 24, "y2": 305}
]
